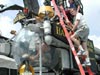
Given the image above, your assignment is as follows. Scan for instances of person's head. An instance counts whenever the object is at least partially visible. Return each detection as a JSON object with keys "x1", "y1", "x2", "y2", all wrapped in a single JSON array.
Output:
[
  {"x1": 68, "y1": 0, "x2": 74, "y2": 4},
  {"x1": 70, "y1": 8, "x2": 77, "y2": 16}
]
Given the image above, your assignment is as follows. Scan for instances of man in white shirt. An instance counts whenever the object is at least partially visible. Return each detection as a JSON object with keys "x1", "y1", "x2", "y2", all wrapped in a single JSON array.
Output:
[{"x1": 69, "y1": 8, "x2": 91, "y2": 66}]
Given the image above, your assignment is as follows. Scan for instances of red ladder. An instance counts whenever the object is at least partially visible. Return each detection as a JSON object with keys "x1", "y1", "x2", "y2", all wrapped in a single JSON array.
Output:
[
  {"x1": 59, "y1": 5, "x2": 94, "y2": 75},
  {"x1": 51, "y1": 0, "x2": 94, "y2": 75}
]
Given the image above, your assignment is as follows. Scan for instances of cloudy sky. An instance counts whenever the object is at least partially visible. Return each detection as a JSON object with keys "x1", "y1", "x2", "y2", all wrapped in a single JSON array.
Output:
[{"x1": 0, "y1": 0, "x2": 100, "y2": 49}]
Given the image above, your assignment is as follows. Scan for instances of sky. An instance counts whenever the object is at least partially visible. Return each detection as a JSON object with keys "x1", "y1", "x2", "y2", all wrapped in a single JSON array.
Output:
[{"x1": 0, "y1": 0, "x2": 100, "y2": 49}]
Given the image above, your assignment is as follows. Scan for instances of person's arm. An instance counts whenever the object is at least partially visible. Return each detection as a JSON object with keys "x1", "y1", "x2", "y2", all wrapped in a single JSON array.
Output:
[
  {"x1": 77, "y1": 5, "x2": 80, "y2": 13},
  {"x1": 74, "y1": 0, "x2": 81, "y2": 13},
  {"x1": 72, "y1": 19, "x2": 80, "y2": 31},
  {"x1": 72, "y1": 12, "x2": 82, "y2": 31}
]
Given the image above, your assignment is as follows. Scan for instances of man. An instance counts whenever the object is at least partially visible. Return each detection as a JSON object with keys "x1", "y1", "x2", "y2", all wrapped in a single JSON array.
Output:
[
  {"x1": 70, "y1": 8, "x2": 91, "y2": 66},
  {"x1": 68, "y1": 0, "x2": 83, "y2": 15}
]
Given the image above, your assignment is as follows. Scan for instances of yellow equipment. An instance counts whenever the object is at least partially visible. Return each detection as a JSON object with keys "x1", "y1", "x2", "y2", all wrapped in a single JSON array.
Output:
[
  {"x1": 19, "y1": 64, "x2": 35, "y2": 75},
  {"x1": 38, "y1": 6, "x2": 54, "y2": 19}
]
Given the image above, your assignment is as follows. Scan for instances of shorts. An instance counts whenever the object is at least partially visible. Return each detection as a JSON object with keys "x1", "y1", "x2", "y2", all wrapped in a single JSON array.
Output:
[{"x1": 74, "y1": 26, "x2": 89, "y2": 42}]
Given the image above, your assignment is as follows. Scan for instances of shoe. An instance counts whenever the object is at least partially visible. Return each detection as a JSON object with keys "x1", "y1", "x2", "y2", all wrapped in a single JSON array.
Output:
[
  {"x1": 77, "y1": 50, "x2": 86, "y2": 56},
  {"x1": 82, "y1": 60, "x2": 91, "y2": 67}
]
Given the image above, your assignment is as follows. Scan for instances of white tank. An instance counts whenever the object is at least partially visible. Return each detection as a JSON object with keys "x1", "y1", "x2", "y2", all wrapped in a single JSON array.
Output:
[{"x1": 43, "y1": 20, "x2": 52, "y2": 45}]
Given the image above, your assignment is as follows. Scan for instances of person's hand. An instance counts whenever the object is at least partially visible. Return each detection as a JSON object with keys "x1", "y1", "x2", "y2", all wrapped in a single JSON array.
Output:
[
  {"x1": 69, "y1": 31, "x2": 74, "y2": 36},
  {"x1": 66, "y1": 20, "x2": 73, "y2": 28},
  {"x1": 66, "y1": 20, "x2": 70, "y2": 25}
]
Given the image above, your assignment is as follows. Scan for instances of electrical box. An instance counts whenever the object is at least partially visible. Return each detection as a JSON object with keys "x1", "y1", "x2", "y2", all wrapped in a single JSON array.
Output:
[{"x1": 0, "y1": 43, "x2": 10, "y2": 55}]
